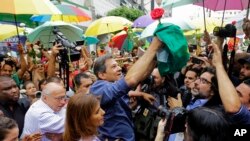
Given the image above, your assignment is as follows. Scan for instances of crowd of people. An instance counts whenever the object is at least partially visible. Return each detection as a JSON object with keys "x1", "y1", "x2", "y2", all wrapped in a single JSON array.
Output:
[{"x1": 0, "y1": 18, "x2": 250, "y2": 141}]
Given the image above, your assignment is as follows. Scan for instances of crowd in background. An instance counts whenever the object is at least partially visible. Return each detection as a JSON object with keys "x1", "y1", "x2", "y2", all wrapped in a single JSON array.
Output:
[{"x1": 0, "y1": 18, "x2": 250, "y2": 141}]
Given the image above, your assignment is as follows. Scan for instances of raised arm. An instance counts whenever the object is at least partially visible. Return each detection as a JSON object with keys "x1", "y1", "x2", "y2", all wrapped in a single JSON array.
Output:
[
  {"x1": 47, "y1": 44, "x2": 61, "y2": 77},
  {"x1": 125, "y1": 37, "x2": 162, "y2": 87},
  {"x1": 17, "y1": 44, "x2": 27, "y2": 78},
  {"x1": 211, "y1": 42, "x2": 241, "y2": 113}
]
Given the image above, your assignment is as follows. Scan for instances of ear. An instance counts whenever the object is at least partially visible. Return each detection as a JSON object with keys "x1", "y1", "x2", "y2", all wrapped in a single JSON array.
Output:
[
  {"x1": 42, "y1": 95, "x2": 47, "y2": 102},
  {"x1": 98, "y1": 72, "x2": 106, "y2": 80}
]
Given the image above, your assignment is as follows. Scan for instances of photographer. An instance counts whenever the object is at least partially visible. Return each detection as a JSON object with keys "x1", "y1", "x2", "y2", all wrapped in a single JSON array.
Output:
[{"x1": 134, "y1": 68, "x2": 178, "y2": 140}]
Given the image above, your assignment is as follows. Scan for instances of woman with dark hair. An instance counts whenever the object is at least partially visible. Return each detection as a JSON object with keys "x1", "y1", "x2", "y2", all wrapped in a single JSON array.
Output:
[
  {"x1": 63, "y1": 93, "x2": 105, "y2": 141},
  {"x1": 0, "y1": 116, "x2": 41, "y2": 141},
  {"x1": 185, "y1": 107, "x2": 230, "y2": 141},
  {"x1": 155, "y1": 107, "x2": 231, "y2": 141},
  {"x1": 0, "y1": 116, "x2": 19, "y2": 141}
]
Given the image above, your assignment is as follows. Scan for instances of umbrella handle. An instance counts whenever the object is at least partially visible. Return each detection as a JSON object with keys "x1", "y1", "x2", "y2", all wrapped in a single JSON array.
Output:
[
  {"x1": 221, "y1": 0, "x2": 228, "y2": 27},
  {"x1": 14, "y1": 15, "x2": 20, "y2": 44},
  {"x1": 202, "y1": 0, "x2": 207, "y2": 31},
  {"x1": 246, "y1": 0, "x2": 250, "y2": 19}
]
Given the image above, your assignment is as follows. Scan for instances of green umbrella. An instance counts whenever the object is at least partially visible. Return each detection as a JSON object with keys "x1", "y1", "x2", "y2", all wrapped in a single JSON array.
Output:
[
  {"x1": 27, "y1": 21, "x2": 83, "y2": 48},
  {"x1": 0, "y1": 13, "x2": 37, "y2": 28}
]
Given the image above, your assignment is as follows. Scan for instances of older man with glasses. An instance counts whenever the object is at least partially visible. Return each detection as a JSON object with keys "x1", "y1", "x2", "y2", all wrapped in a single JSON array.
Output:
[{"x1": 21, "y1": 82, "x2": 67, "y2": 141}]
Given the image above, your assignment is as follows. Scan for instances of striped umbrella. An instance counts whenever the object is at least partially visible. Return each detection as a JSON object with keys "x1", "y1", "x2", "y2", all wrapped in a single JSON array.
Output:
[{"x1": 31, "y1": 4, "x2": 91, "y2": 23}]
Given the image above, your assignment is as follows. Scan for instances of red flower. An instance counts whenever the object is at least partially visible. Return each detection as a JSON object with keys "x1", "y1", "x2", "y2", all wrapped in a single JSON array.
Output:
[
  {"x1": 232, "y1": 21, "x2": 236, "y2": 25},
  {"x1": 150, "y1": 8, "x2": 165, "y2": 20},
  {"x1": 123, "y1": 27, "x2": 128, "y2": 32}
]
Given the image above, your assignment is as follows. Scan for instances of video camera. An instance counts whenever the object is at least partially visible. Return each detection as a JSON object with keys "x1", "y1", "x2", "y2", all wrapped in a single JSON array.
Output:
[
  {"x1": 213, "y1": 23, "x2": 236, "y2": 38},
  {"x1": 52, "y1": 27, "x2": 83, "y2": 62},
  {"x1": 157, "y1": 107, "x2": 187, "y2": 135}
]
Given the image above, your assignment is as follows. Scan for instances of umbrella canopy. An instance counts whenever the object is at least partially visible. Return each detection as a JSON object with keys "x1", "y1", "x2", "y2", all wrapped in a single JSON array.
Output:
[
  {"x1": 163, "y1": 0, "x2": 200, "y2": 8},
  {"x1": 140, "y1": 18, "x2": 196, "y2": 39},
  {"x1": 110, "y1": 28, "x2": 142, "y2": 50},
  {"x1": 82, "y1": 36, "x2": 100, "y2": 45},
  {"x1": 0, "y1": 0, "x2": 61, "y2": 14},
  {"x1": 0, "y1": 24, "x2": 24, "y2": 41},
  {"x1": 0, "y1": 0, "x2": 61, "y2": 43},
  {"x1": 30, "y1": 4, "x2": 91, "y2": 23},
  {"x1": 0, "y1": 14, "x2": 37, "y2": 28},
  {"x1": 27, "y1": 21, "x2": 83, "y2": 48},
  {"x1": 195, "y1": 0, "x2": 249, "y2": 11},
  {"x1": 132, "y1": 15, "x2": 155, "y2": 28},
  {"x1": 184, "y1": 17, "x2": 222, "y2": 37},
  {"x1": 85, "y1": 16, "x2": 132, "y2": 36}
]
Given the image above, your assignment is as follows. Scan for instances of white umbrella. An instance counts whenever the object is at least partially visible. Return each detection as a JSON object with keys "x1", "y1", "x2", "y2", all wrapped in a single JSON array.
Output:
[
  {"x1": 140, "y1": 18, "x2": 196, "y2": 39},
  {"x1": 27, "y1": 21, "x2": 83, "y2": 48}
]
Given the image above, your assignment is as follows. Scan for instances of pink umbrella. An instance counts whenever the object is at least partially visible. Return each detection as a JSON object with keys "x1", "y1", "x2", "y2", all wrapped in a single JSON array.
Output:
[
  {"x1": 195, "y1": 0, "x2": 249, "y2": 11},
  {"x1": 195, "y1": 0, "x2": 250, "y2": 30}
]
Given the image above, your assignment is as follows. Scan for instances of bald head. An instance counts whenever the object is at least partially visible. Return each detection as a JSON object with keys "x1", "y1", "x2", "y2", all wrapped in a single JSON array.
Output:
[
  {"x1": 41, "y1": 82, "x2": 67, "y2": 112},
  {"x1": 42, "y1": 82, "x2": 65, "y2": 96}
]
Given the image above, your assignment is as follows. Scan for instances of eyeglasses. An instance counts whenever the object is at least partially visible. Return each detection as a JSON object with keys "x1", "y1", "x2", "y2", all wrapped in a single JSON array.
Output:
[
  {"x1": 198, "y1": 77, "x2": 212, "y2": 84},
  {"x1": 46, "y1": 94, "x2": 68, "y2": 102}
]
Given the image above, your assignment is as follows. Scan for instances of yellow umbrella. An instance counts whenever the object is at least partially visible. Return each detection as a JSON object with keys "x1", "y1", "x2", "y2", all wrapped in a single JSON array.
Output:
[
  {"x1": 0, "y1": 0, "x2": 61, "y2": 43},
  {"x1": 184, "y1": 17, "x2": 223, "y2": 36},
  {"x1": 0, "y1": 24, "x2": 24, "y2": 41},
  {"x1": 0, "y1": 0, "x2": 61, "y2": 14},
  {"x1": 85, "y1": 16, "x2": 132, "y2": 36}
]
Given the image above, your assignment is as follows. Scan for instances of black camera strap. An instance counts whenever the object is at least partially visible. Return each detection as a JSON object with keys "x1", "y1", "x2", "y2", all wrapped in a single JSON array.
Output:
[{"x1": 228, "y1": 37, "x2": 237, "y2": 76}]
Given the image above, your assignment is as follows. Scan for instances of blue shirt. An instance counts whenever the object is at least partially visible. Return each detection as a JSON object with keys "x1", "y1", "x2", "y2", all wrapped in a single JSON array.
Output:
[
  {"x1": 186, "y1": 98, "x2": 208, "y2": 110},
  {"x1": 231, "y1": 105, "x2": 250, "y2": 124},
  {"x1": 90, "y1": 78, "x2": 134, "y2": 141}
]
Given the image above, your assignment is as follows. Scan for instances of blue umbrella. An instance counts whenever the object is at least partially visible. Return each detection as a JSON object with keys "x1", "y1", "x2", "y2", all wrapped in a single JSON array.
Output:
[{"x1": 82, "y1": 36, "x2": 99, "y2": 45}]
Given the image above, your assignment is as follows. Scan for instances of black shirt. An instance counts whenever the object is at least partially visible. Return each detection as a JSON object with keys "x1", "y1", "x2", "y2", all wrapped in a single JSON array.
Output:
[{"x1": 0, "y1": 98, "x2": 30, "y2": 136}]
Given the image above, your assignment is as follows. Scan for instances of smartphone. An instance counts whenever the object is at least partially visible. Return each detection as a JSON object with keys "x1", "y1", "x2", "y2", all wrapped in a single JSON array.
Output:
[{"x1": 192, "y1": 57, "x2": 202, "y2": 64}]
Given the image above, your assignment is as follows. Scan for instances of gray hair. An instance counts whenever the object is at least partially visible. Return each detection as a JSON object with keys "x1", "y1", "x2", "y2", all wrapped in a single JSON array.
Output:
[{"x1": 42, "y1": 82, "x2": 64, "y2": 96}]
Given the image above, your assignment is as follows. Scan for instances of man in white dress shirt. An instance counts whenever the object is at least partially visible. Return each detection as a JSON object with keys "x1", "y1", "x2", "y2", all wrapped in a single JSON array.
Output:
[{"x1": 21, "y1": 82, "x2": 67, "y2": 141}]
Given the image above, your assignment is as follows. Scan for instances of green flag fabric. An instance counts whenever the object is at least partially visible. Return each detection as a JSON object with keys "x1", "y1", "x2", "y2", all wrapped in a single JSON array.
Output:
[{"x1": 154, "y1": 23, "x2": 190, "y2": 76}]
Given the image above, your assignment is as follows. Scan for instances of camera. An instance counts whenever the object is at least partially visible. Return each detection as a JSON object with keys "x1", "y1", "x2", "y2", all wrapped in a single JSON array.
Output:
[
  {"x1": 141, "y1": 75, "x2": 154, "y2": 93},
  {"x1": 35, "y1": 91, "x2": 42, "y2": 99},
  {"x1": 213, "y1": 23, "x2": 236, "y2": 38},
  {"x1": 165, "y1": 107, "x2": 187, "y2": 134},
  {"x1": 157, "y1": 107, "x2": 187, "y2": 134},
  {"x1": 52, "y1": 27, "x2": 83, "y2": 62},
  {"x1": 192, "y1": 57, "x2": 203, "y2": 64}
]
